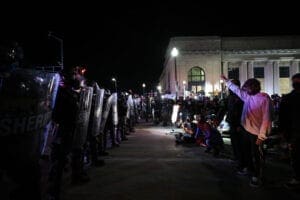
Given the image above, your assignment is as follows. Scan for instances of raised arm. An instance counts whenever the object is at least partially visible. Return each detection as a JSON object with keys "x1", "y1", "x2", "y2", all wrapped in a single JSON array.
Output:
[{"x1": 220, "y1": 75, "x2": 250, "y2": 102}]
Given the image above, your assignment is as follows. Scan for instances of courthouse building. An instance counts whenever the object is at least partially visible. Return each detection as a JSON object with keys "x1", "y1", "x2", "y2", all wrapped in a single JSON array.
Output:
[{"x1": 158, "y1": 36, "x2": 300, "y2": 97}]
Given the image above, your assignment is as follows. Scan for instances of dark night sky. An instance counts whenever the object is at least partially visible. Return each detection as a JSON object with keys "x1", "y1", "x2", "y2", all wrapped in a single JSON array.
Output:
[{"x1": 1, "y1": 2, "x2": 300, "y2": 93}]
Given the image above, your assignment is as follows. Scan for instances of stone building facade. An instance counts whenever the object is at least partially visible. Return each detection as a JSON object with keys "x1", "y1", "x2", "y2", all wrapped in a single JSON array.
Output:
[{"x1": 159, "y1": 36, "x2": 300, "y2": 97}]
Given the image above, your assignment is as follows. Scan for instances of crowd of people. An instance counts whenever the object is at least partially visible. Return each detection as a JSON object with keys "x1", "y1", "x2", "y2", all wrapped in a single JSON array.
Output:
[
  {"x1": 156, "y1": 74, "x2": 300, "y2": 190},
  {"x1": 1, "y1": 42, "x2": 300, "y2": 200}
]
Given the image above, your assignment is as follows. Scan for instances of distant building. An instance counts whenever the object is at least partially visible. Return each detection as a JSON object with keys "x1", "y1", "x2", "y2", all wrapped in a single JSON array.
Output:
[{"x1": 159, "y1": 36, "x2": 300, "y2": 97}]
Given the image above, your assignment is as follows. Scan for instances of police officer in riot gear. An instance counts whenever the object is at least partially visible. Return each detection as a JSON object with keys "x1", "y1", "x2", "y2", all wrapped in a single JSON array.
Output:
[
  {"x1": 0, "y1": 41, "x2": 56, "y2": 200},
  {"x1": 118, "y1": 92, "x2": 129, "y2": 141},
  {"x1": 48, "y1": 66, "x2": 89, "y2": 200}
]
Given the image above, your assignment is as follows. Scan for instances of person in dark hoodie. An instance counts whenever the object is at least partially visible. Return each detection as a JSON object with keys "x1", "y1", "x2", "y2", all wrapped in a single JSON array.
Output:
[
  {"x1": 226, "y1": 79, "x2": 246, "y2": 174},
  {"x1": 279, "y1": 73, "x2": 300, "y2": 189}
]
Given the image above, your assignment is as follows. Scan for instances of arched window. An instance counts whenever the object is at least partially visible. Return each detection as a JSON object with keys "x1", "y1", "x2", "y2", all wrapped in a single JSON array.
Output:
[
  {"x1": 188, "y1": 67, "x2": 205, "y2": 94},
  {"x1": 188, "y1": 67, "x2": 205, "y2": 82}
]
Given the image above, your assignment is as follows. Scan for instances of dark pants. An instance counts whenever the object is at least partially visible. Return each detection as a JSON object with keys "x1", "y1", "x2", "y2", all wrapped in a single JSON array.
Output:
[
  {"x1": 230, "y1": 125, "x2": 246, "y2": 169},
  {"x1": 48, "y1": 127, "x2": 73, "y2": 199},
  {"x1": 290, "y1": 138, "x2": 300, "y2": 180},
  {"x1": 48, "y1": 127, "x2": 85, "y2": 199},
  {"x1": 119, "y1": 116, "x2": 127, "y2": 140},
  {"x1": 242, "y1": 128, "x2": 265, "y2": 179}
]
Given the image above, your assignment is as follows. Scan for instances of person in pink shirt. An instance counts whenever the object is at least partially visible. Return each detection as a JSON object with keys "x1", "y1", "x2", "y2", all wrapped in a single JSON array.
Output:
[{"x1": 221, "y1": 75, "x2": 272, "y2": 187}]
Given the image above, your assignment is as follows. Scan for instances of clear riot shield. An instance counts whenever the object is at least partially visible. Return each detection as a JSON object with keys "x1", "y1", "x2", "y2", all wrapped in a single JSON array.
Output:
[
  {"x1": 0, "y1": 68, "x2": 59, "y2": 199},
  {"x1": 73, "y1": 86, "x2": 93, "y2": 148},
  {"x1": 100, "y1": 93, "x2": 114, "y2": 133},
  {"x1": 112, "y1": 93, "x2": 118, "y2": 126},
  {"x1": 0, "y1": 68, "x2": 58, "y2": 137},
  {"x1": 90, "y1": 83, "x2": 104, "y2": 137}
]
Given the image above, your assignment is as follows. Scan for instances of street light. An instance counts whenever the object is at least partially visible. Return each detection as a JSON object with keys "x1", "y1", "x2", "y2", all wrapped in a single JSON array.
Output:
[
  {"x1": 220, "y1": 79, "x2": 224, "y2": 99},
  {"x1": 48, "y1": 31, "x2": 64, "y2": 70},
  {"x1": 112, "y1": 77, "x2": 117, "y2": 93},
  {"x1": 142, "y1": 83, "x2": 146, "y2": 95},
  {"x1": 157, "y1": 85, "x2": 162, "y2": 93},
  {"x1": 171, "y1": 47, "x2": 179, "y2": 100},
  {"x1": 183, "y1": 80, "x2": 186, "y2": 100}
]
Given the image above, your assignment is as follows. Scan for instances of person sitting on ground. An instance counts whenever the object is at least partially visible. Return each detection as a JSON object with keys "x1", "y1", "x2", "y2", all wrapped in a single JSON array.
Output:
[
  {"x1": 175, "y1": 118, "x2": 196, "y2": 144},
  {"x1": 195, "y1": 114, "x2": 209, "y2": 147},
  {"x1": 204, "y1": 123, "x2": 224, "y2": 157}
]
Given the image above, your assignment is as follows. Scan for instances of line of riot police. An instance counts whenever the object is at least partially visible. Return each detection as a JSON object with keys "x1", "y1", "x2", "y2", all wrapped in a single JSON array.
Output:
[{"x1": 0, "y1": 43, "x2": 137, "y2": 200}]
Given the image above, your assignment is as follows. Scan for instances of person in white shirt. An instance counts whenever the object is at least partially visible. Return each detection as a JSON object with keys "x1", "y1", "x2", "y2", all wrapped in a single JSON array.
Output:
[{"x1": 221, "y1": 75, "x2": 272, "y2": 187}]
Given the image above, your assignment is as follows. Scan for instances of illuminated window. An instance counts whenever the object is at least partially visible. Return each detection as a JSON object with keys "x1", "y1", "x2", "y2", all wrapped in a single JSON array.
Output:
[
  {"x1": 279, "y1": 66, "x2": 290, "y2": 95},
  {"x1": 188, "y1": 67, "x2": 205, "y2": 82},
  {"x1": 188, "y1": 67, "x2": 205, "y2": 94},
  {"x1": 254, "y1": 67, "x2": 265, "y2": 92}
]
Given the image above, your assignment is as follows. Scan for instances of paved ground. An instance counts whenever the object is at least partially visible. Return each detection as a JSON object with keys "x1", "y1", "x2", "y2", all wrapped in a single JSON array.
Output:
[
  {"x1": 60, "y1": 123, "x2": 300, "y2": 200},
  {"x1": 1, "y1": 122, "x2": 299, "y2": 199}
]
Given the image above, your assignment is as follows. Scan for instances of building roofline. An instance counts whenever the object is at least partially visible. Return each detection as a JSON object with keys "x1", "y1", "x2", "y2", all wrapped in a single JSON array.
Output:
[{"x1": 170, "y1": 35, "x2": 300, "y2": 41}]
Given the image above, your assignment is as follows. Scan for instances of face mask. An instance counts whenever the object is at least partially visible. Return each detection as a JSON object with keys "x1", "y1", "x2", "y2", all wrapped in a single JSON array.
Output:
[{"x1": 292, "y1": 82, "x2": 300, "y2": 90}]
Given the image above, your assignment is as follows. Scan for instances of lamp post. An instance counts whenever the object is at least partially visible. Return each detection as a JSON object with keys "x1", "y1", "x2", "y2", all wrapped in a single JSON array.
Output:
[
  {"x1": 220, "y1": 79, "x2": 224, "y2": 99},
  {"x1": 112, "y1": 77, "x2": 117, "y2": 93},
  {"x1": 142, "y1": 83, "x2": 146, "y2": 96},
  {"x1": 48, "y1": 31, "x2": 64, "y2": 70},
  {"x1": 183, "y1": 80, "x2": 186, "y2": 100},
  {"x1": 171, "y1": 47, "x2": 179, "y2": 100},
  {"x1": 220, "y1": 37, "x2": 224, "y2": 99}
]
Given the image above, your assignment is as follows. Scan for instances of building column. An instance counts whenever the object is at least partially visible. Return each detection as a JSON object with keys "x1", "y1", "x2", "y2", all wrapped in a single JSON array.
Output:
[
  {"x1": 273, "y1": 60, "x2": 280, "y2": 95},
  {"x1": 291, "y1": 60, "x2": 299, "y2": 77},
  {"x1": 247, "y1": 61, "x2": 254, "y2": 78},
  {"x1": 265, "y1": 61, "x2": 273, "y2": 95},
  {"x1": 240, "y1": 61, "x2": 248, "y2": 85}
]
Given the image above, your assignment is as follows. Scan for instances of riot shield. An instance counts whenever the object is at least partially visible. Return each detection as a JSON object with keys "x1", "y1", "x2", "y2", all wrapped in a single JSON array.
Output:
[
  {"x1": 112, "y1": 93, "x2": 118, "y2": 126},
  {"x1": 100, "y1": 93, "x2": 118, "y2": 131},
  {"x1": 0, "y1": 68, "x2": 59, "y2": 199},
  {"x1": 0, "y1": 68, "x2": 58, "y2": 136},
  {"x1": 73, "y1": 86, "x2": 93, "y2": 148},
  {"x1": 90, "y1": 83, "x2": 104, "y2": 137},
  {"x1": 40, "y1": 73, "x2": 60, "y2": 155}
]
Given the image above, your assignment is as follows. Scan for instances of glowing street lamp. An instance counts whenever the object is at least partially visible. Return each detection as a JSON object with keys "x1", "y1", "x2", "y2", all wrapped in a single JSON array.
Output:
[
  {"x1": 171, "y1": 47, "x2": 179, "y2": 100},
  {"x1": 157, "y1": 85, "x2": 162, "y2": 93},
  {"x1": 220, "y1": 79, "x2": 224, "y2": 99},
  {"x1": 183, "y1": 80, "x2": 186, "y2": 100},
  {"x1": 112, "y1": 77, "x2": 117, "y2": 93},
  {"x1": 142, "y1": 83, "x2": 146, "y2": 95}
]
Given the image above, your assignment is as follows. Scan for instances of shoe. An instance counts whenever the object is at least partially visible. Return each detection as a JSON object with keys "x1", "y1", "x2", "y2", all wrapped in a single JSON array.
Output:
[
  {"x1": 285, "y1": 178, "x2": 300, "y2": 189},
  {"x1": 200, "y1": 143, "x2": 207, "y2": 147},
  {"x1": 249, "y1": 177, "x2": 262, "y2": 188},
  {"x1": 237, "y1": 168, "x2": 248, "y2": 176}
]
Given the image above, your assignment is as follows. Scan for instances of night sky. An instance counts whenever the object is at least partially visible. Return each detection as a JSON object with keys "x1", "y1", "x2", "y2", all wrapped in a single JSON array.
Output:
[{"x1": 1, "y1": 3, "x2": 300, "y2": 93}]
